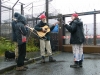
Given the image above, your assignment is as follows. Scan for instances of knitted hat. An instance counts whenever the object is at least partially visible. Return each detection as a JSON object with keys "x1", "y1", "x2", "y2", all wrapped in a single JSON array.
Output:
[
  {"x1": 40, "y1": 14, "x2": 46, "y2": 20},
  {"x1": 72, "y1": 13, "x2": 78, "y2": 18}
]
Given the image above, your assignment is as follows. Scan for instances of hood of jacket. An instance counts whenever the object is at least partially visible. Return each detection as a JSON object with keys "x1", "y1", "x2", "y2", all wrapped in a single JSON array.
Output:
[{"x1": 14, "y1": 12, "x2": 27, "y2": 25}]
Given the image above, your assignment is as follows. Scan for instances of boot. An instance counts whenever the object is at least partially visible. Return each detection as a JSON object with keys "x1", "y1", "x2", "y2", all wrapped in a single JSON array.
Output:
[
  {"x1": 49, "y1": 56, "x2": 56, "y2": 62},
  {"x1": 70, "y1": 61, "x2": 80, "y2": 68},
  {"x1": 79, "y1": 60, "x2": 83, "y2": 67},
  {"x1": 41, "y1": 56, "x2": 45, "y2": 63},
  {"x1": 16, "y1": 66, "x2": 27, "y2": 71}
]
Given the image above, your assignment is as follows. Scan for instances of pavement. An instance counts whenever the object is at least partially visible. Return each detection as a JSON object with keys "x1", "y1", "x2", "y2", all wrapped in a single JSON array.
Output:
[
  {"x1": 0, "y1": 52, "x2": 40, "y2": 74},
  {"x1": 2, "y1": 52, "x2": 100, "y2": 75}
]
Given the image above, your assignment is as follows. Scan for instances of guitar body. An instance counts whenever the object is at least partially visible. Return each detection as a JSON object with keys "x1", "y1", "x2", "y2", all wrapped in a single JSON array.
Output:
[{"x1": 36, "y1": 25, "x2": 50, "y2": 38}]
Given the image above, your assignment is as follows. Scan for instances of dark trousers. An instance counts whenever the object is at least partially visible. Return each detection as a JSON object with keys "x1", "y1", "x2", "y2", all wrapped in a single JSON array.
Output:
[{"x1": 17, "y1": 43, "x2": 26, "y2": 67}]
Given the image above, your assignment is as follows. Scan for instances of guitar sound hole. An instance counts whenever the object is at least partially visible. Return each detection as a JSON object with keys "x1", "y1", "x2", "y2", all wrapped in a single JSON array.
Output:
[
  {"x1": 43, "y1": 31, "x2": 46, "y2": 33},
  {"x1": 45, "y1": 28, "x2": 47, "y2": 30}
]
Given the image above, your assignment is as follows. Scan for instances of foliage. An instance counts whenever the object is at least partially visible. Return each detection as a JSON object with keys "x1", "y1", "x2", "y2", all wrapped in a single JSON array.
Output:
[
  {"x1": 0, "y1": 37, "x2": 15, "y2": 55},
  {"x1": 0, "y1": 37, "x2": 39, "y2": 55},
  {"x1": 26, "y1": 36, "x2": 39, "y2": 52}
]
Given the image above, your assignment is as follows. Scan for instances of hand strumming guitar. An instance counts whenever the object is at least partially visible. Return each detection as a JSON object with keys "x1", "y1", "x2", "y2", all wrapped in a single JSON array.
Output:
[{"x1": 42, "y1": 27, "x2": 47, "y2": 32}]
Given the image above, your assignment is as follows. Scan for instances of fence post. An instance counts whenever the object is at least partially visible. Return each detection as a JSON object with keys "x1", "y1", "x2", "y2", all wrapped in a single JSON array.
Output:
[
  {"x1": 93, "y1": 10, "x2": 96, "y2": 45},
  {"x1": 0, "y1": 0, "x2": 1, "y2": 36},
  {"x1": 58, "y1": 14, "x2": 63, "y2": 51},
  {"x1": 45, "y1": 0, "x2": 49, "y2": 23},
  {"x1": 62, "y1": 16, "x2": 65, "y2": 45}
]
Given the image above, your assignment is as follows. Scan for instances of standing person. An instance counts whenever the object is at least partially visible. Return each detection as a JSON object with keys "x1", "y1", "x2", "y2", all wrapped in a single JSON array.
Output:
[
  {"x1": 12, "y1": 18, "x2": 18, "y2": 62},
  {"x1": 27, "y1": 14, "x2": 57, "y2": 63},
  {"x1": 14, "y1": 12, "x2": 28, "y2": 71},
  {"x1": 64, "y1": 13, "x2": 85, "y2": 68}
]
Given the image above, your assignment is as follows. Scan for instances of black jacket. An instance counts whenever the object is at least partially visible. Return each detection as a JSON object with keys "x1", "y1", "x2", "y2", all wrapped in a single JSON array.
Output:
[
  {"x1": 12, "y1": 20, "x2": 17, "y2": 42},
  {"x1": 65, "y1": 18, "x2": 85, "y2": 44},
  {"x1": 14, "y1": 13, "x2": 27, "y2": 45},
  {"x1": 35, "y1": 21, "x2": 55, "y2": 40}
]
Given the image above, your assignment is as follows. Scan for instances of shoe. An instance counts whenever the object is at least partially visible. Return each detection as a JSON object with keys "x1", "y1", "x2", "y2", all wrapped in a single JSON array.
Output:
[
  {"x1": 24, "y1": 65, "x2": 28, "y2": 69},
  {"x1": 16, "y1": 66, "x2": 27, "y2": 71},
  {"x1": 70, "y1": 61, "x2": 80, "y2": 68},
  {"x1": 49, "y1": 56, "x2": 56, "y2": 62},
  {"x1": 41, "y1": 56, "x2": 45, "y2": 63},
  {"x1": 79, "y1": 60, "x2": 83, "y2": 67}
]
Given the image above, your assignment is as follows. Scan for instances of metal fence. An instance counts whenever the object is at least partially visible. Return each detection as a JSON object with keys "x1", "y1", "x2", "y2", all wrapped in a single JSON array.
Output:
[
  {"x1": 1, "y1": 5, "x2": 12, "y2": 39},
  {"x1": 1, "y1": 4, "x2": 100, "y2": 47}
]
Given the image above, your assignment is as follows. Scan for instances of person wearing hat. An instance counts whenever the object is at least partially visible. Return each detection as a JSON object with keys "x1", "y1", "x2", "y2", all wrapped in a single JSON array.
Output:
[
  {"x1": 64, "y1": 13, "x2": 85, "y2": 68},
  {"x1": 29, "y1": 14, "x2": 57, "y2": 63}
]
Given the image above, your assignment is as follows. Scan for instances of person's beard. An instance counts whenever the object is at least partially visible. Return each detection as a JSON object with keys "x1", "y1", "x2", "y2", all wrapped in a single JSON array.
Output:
[{"x1": 42, "y1": 19, "x2": 47, "y2": 23}]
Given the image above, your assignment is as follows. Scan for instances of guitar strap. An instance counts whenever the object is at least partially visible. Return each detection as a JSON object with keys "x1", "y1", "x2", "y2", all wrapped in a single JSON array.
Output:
[{"x1": 30, "y1": 29, "x2": 47, "y2": 40}]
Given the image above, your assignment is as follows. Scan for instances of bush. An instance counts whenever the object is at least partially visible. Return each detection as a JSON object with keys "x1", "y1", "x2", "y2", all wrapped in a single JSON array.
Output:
[
  {"x1": 26, "y1": 36, "x2": 39, "y2": 52},
  {"x1": 0, "y1": 37, "x2": 15, "y2": 55},
  {"x1": 0, "y1": 37, "x2": 39, "y2": 55}
]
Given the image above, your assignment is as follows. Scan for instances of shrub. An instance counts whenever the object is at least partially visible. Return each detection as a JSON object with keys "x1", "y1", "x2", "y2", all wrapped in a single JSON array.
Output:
[
  {"x1": 0, "y1": 37, "x2": 15, "y2": 55},
  {"x1": 0, "y1": 37, "x2": 39, "y2": 56}
]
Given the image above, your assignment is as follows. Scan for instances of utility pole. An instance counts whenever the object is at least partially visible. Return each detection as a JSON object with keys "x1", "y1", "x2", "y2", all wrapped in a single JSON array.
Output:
[
  {"x1": 19, "y1": 2, "x2": 25, "y2": 15},
  {"x1": 0, "y1": 0, "x2": 1, "y2": 36},
  {"x1": 45, "y1": 0, "x2": 49, "y2": 23}
]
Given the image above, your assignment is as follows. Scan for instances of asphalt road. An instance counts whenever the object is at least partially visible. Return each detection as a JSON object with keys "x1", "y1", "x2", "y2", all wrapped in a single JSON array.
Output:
[{"x1": 2, "y1": 52, "x2": 100, "y2": 75}]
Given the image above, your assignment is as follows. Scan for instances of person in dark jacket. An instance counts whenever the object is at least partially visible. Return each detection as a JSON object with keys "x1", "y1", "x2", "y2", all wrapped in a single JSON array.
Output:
[
  {"x1": 27, "y1": 14, "x2": 57, "y2": 63},
  {"x1": 64, "y1": 13, "x2": 85, "y2": 68},
  {"x1": 14, "y1": 12, "x2": 28, "y2": 71},
  {"x1": 35, "y1": 14, "x2": 57, "y2": 63},
  {"x1": 12, "y1": 18, "x2": 18, "y2": 61}
]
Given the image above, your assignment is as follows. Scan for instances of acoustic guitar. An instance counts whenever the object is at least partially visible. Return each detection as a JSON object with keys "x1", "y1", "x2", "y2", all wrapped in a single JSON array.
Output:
[
  {"x1": 37, "y1": 25, "x2": 50, "y2": 38},
  {"x1": 27, "y1": 25, "x2": 50, "y2": 38}
]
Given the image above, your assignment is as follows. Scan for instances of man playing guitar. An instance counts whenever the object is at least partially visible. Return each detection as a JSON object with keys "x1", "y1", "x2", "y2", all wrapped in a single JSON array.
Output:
[{"x1": 28, "y1": 14, "x2": 58, "y2": 63}]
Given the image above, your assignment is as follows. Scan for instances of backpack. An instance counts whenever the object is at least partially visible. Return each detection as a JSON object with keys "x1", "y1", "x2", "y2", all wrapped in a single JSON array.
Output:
[
  {"x1": 52, "y1": 24, "x2": 59, "y2": 32},
  {"x1": 5, "y1": 51, "x2": 15, "y2": 59}
]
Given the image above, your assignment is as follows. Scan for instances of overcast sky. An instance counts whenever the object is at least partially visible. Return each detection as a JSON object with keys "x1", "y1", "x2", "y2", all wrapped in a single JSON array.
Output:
[
  {"x1": 1, "y1": 0, "x2": 100, "y2": 35},
  {"x1": 2, "y1": 0, "x2": 100, "y2": 22},
  {"x1": 2, "y1": 0, "x2": 100, "y2": 14}
]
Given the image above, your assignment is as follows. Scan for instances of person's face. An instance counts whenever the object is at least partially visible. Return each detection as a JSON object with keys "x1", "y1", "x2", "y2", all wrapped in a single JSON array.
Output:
[
  {"x1": 13, "y1": 18, "x2": 17, "y2": 21},
  {"x1": 41, "y1": 18, "x2": 46, "y2": 23},
  {"x1": 71, "y1": 16, "x2": 75, "y2": 20}
]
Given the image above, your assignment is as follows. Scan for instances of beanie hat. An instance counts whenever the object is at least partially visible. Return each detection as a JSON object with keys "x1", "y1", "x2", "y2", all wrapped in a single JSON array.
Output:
[
  {"x1": 72, "y1": 13, "x2": 78, "y2": 18},
  {"x1": 40, "y1": 14, "x2": 46, "y2": 20}
]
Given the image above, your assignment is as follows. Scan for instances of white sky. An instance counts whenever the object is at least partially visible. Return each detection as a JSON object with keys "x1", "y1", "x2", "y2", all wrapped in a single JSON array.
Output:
[
  {"x1": 2, "y1": 0, "x2": 100, "y2": 14},
  {"x1": 1, "y1": 0, "x2": 100, "y2": 35}
]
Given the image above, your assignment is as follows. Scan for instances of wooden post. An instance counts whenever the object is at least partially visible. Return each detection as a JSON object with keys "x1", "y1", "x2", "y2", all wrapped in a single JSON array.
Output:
[
  {"x1": 62, "y1": 16, "x2": 65, "y2": 45},
  {"x1": 58, "y1": 14, "x2": 63, "y2": 51}
]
